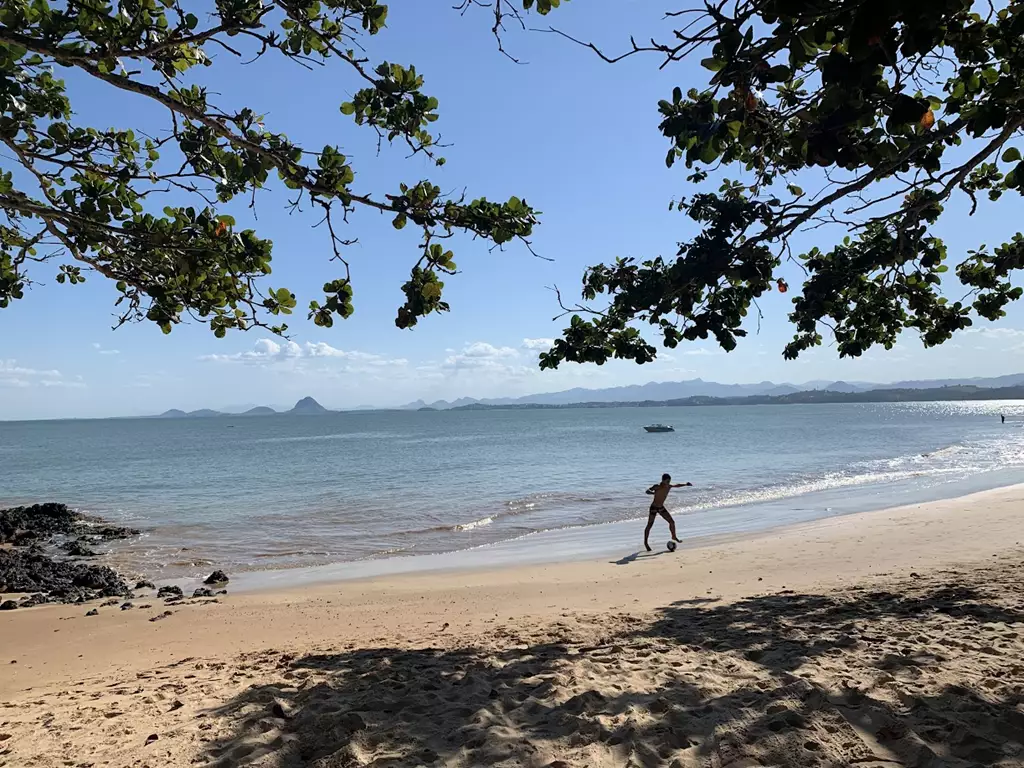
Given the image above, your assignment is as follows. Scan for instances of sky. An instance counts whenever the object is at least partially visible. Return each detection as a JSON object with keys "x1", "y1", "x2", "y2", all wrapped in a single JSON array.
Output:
[{"x1": 3, "y1": 0, "x2": 1024, "y2": 420}]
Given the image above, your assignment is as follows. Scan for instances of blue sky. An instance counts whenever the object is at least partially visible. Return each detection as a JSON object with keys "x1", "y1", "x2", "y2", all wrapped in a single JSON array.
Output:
[{"x1": 3, "y1": 0, "x2": 1024, "y2": 419}]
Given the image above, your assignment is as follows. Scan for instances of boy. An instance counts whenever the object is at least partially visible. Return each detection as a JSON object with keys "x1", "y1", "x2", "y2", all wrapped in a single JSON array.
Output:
[{"x1": 644, "y1": 473, "x2": 692, "y2": 552}]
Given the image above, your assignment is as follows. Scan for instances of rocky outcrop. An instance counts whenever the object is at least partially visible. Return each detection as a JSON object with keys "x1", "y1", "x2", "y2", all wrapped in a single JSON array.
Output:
[
  {"x1": 157, "y1": 585, "x2": 183, "y2": 599},
  {"x1": 0, "y1": 503, "x2": 143, "y2": 608},
  {"x1": 203, "y1": 570, "x2": 229, "y2": 585},
  {"x1": 0, "y1": 549, "x2": 130, "y2": 602},
  {"x1": 1, "y1": 503, "x2": 140, "y2": 544},
  {"x1": 0, "y1": 503, "x2": 79, "y2": 543},
  {"x1": 60, "y1": 540, "x2": 98, "y2": 557}
]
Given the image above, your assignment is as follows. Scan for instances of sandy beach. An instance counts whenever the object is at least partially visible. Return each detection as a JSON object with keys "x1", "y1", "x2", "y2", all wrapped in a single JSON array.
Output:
[{"x1": 2, "y1": 486, "x2": 1023, "y2": 767}]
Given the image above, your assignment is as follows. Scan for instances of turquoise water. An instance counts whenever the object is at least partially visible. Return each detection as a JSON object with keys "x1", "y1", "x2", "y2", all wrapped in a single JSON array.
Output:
[{"x1": 3, "y1": 401, "x2": 1024, "y2": 581}]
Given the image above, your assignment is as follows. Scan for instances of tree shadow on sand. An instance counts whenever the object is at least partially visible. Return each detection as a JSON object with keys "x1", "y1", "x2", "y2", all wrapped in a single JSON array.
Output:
[{"x1": 199, "y1": 564, "x2": 1024, "y2": 768}]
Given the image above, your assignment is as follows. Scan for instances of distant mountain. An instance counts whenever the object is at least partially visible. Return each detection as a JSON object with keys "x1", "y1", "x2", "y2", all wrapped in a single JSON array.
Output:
[
  {"x1": 887, "y1": 373, "x2": 1024, "y2": 389},
  {"x1": 399, "y1": 373, "x2": 1024, "y2": 410},
  {"x1": 824, "y1": 381, "x2": 868, "y2": 393},
  {"x1": 451, "y1": 383, "x2": 1024, "y2": 411},
  {"x1": 151, "y1": 397, "x2": 328, "y2": 418},
  {"x1": 289, "y1": 396, "x2": 330, "y2": 415},
  {"x1": 241, "y1": 406, "x2": 277, "y2": 416}
]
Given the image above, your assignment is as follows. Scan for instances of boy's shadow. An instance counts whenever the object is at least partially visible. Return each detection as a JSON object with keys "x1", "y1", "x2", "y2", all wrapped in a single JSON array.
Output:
[{"x1": 612, "y1": 549, "x2": 671, "y2": 565}]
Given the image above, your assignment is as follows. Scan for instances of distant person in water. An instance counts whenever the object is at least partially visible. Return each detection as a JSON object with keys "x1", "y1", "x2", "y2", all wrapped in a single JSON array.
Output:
[
  {"x1": 1002, "y1": 414, "x2": 1006, "y2": 424},
  {"x1": 644, "y1": 473, "x2": 692, "y2": 552}
]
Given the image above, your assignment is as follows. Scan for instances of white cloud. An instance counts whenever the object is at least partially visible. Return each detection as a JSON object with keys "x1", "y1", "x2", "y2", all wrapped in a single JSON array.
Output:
[
  {"x1": 461, "y1": 341, "x2": 518, "y2": 359},
  {"x1": 439, "y1": 341, "x2": 530, "y2": 377},
  {"x1": 0, "y1": 360, "x2": 83, "y2": 389},
  {"x1": 522, "y1": 338, "x2": 554, "y2": 351},
  {"x1": 200, "y1": 338, "x2": 303, "y2": 363},
  {"x1": 93, "y1": 342, "x2": 121, "y2": 356},
  {"x1": 200, "y1": 340, "x2": 407, "y2": 376},
  {"x1": 0, "y1": 360, "x2": 61, "y2": 378},
  {"x1": 964, "y1": 326, "x2": 1024, "y2": 338},
  {"x1": 680, "y1": 347, "x2": 724, "y2": 357}
]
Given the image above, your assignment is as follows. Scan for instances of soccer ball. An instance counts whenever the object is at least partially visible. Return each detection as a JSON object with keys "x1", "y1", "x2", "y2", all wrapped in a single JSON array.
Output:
[{"x1": 666, "y1": 541, "x2": 677, "y2": 552}]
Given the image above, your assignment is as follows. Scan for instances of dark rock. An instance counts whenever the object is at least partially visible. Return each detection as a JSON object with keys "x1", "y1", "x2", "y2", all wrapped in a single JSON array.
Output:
[
  {"x1": 11, "y1": 530, "x2": 38, "y2": 546},
  {"x1": 0, "y1": 600, "x2": 18, "y2": 611},
  {"x1": 120, "y1": 602, "x2": 133, "y2": 610},
  {"x1": 216, "y1": 590, "x2": 228, "y2": 595},
  {"x1": 192, "y1": 588, "x2": 214, "y2": 598},
  {"x1": 0, "y1": 503, "x2": 79, "y2": 544},
  {"x1": 101, "y1": 598, "x2": 120, "y2": 607},
  {"x1": 138, "y1": 603, "x2": 152, "y2": 609},
  {"x1": 337, "y1": 712, "x2": 366, "y2": 732},
  {"x1": 203, "y1": 570, "x2": 229, "y2": 585},
  {"x1": 164, "y1": 597, "x2": 182, "y2": 605},
  {"x1": 60, "y1": 540, "x2": 98, "y2": 557},
  {"x1": 145, "y1": 734, "x2": 159, "y2": 745},
  {"x1": 85, "y1": 608, "x2": 98, "y2": 616},
  {"x1": 149, "y1": 611, "x2": 173, "y2": 622},
  {"x1": 157, "y1": 585, "x2": 183, "y2": 598},
  {"x1": 0, "y1": 548, "x2": 130, "y2": 604},
  {"x1": 18, "y1": 593, "x2": 48, "y2": 608},
  {"x1": 135, "y1": 580, "x2": 156, "y2": 591}
]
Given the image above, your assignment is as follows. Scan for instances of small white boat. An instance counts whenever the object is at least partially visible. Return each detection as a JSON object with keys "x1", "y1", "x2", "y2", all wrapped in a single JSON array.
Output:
[{"x1": 644, "y1": 424, "x2": 675, "y2": 433}]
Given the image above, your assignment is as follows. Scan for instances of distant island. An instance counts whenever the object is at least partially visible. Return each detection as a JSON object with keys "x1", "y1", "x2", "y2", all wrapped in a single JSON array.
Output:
[
  {"x1": 148, "y1": 378, "x2": 1024, "y2": 419},
  {"x1": 445, "y1": 384, "x2": 1024, "y2": 410},
  {"x1": 155, "y1": 397, "x2": 330, "y2": 418}
]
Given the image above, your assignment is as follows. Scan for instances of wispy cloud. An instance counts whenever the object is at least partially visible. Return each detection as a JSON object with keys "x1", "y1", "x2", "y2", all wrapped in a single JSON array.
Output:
[
  {"x1": 93, "y1": 342, "x2": 120, "y2": 356},
  {"x1": 680, "y1": 347, "x2": 724, "y2": 357},
  {"x1": 200, "y1": 339, "x2": 407, "y2": 373},
  {"x1": 521, "y1": 338, "x2": 554, "y2": 351},
  {"x1": 0, "y1": 359, "x2": 84, "y2": 389},
  {"x1": 964, "y1": 326, "x2": 1024, "y2": 338},
  {"x1": 200, "y1": 338, "x2": 303, "y2": 363}
]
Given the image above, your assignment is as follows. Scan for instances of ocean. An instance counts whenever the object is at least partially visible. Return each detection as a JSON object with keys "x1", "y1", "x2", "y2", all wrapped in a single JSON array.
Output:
[{"x1": 3, "y1": 401, "x2": 1024, "y2": 586}]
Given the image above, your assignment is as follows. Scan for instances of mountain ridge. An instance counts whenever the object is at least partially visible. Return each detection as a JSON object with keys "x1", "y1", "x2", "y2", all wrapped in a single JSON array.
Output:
[
  {"x1": 399, "y1": 373, "x2": 1024, "y2": 410},
  {"x1": 448, "y1": 383, "x2": 1024, "y2": 410},
  {"x1": 155, "y1": 397, "x2": 330, "y2": 419}
]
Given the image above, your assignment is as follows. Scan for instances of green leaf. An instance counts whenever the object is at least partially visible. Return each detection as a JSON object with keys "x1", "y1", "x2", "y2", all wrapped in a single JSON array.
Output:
[
  {"x1": 1002, "y1": 147, "x2": 1021, "y2": 163},
  {"x1": 700, "y1": 57, "x2": 725, "y2": 72},
  {"x1": 340, "y1": 102, "x2": 356, "y2": 115}
]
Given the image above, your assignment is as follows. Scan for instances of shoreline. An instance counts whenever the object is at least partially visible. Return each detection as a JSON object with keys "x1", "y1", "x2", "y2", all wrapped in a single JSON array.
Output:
[
  {"x1": 1, "y1": 484, "x2": 1022, "y2": 766},
  {"x1": 242, "y1": 480, "x2": 1024, "y2": 597},
  {"x1": 220, "y1": 468, "x2": 1024, "y2": 593},
  {"x1": 4, "y1": 482, "x2": 1023, "y2": 689}
]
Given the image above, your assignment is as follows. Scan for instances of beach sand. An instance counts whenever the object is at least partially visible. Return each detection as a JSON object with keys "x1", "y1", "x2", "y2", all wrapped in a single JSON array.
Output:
[{"x1": 1, "y1": 486, "x2": 1023, "y2": 767}]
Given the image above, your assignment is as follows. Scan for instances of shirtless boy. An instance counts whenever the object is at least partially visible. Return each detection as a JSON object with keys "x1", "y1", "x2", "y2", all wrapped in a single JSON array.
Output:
[{"x1": 644, "y1": 473, "x2": 692, "y2": 552}]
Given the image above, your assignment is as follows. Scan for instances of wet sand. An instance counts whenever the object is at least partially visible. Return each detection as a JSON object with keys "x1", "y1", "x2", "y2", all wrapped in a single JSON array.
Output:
[{"x1": 1, "y1": 486, "x2": 1023, "y2": 767}]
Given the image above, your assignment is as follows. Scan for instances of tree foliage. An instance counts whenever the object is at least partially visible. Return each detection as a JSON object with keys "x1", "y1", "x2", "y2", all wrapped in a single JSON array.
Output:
[
  {"x1": 0, "y1": 0, "x2": 539, "y2": 336},
  {"x1": 537, "y1": 0, "x2": 1024, "y2": 369}
]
